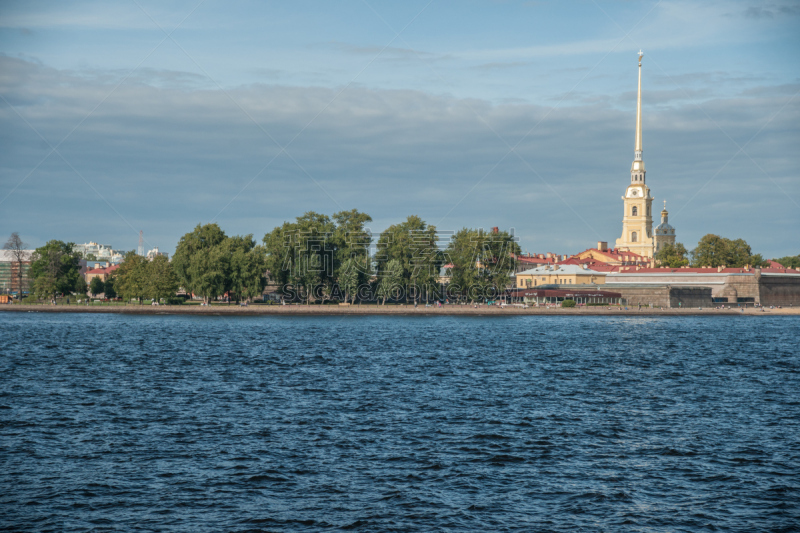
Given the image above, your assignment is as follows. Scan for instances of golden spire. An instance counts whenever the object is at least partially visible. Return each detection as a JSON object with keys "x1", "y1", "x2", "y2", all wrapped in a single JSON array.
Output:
[{"x1": 635, "y1": 50, "x2": 643, "y2": 160}]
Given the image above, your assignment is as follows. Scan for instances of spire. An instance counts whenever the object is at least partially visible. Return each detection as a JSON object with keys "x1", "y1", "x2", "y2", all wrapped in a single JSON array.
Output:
[
  {"x1": 634, "y1": 50, "x2": 643, "y2": 161},
  {"x1": 661, "y1": 200, "x2": 668, "y2": 222}
]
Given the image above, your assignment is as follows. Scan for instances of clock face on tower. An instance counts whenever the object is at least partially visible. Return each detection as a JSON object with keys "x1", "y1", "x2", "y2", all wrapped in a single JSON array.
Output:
[{"x1": 626, "y1": 187, "x2": 642, "y2": 198}]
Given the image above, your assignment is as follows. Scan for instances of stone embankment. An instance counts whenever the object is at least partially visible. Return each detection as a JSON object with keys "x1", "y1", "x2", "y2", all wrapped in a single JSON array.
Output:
[{"x1": 1, "y1": 304, "x2": 798, "y2": 316}]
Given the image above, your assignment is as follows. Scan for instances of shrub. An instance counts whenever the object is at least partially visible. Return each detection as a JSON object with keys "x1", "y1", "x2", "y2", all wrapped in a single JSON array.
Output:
[
  {"x1": 561, "y1": 299, "x2": 576, "y2": 308},
  {"x1": 165, "y1": 297, "x2": 184, "y2": 305}
]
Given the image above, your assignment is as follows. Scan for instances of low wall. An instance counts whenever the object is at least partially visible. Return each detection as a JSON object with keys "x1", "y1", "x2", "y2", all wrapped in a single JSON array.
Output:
[
  {"x1": 613, "y1": 286, "x2": 670, "y2": 308},
  {"x1": 609, "y1": 286, "x2": 712, "y2": 308},
  {"x1": 669, "y1": 287, "x2": 713, "y2": 308}
]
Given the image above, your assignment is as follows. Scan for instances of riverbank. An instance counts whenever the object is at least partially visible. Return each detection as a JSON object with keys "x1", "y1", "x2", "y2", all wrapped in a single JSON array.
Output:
[{"x1": 2, "y1": 304, "x2": 798, "y2": 316}]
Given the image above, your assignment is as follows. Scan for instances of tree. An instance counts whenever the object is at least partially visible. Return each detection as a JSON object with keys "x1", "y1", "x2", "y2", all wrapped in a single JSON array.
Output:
[
  {"x1": 74, "y1": 277, "x2": 87, "y2": 296},
  {"x1": 227, "y1": 236, "x2": 266, "y2": 302},
  {"x1": 374, "y1": 216, "x2": 441, "y2": 303},
  {"x1": 331, "y1": 209, "x2": 373, "y2": 294},
  {"x1": 690, "y1": 234, "x2": 768, "y2": 268},
  {"x1": 115, "y1": 252, "x2": 149, "y2": 303},
  {"x1": 173, "y1": 223, "x2": 229, "y2": 303},
  {"x1": 446, "y1": 228, "x2": 521, "y2": 302},
  {"x1": 104, "y1": 277, "x2": 117, "y2": 299},
  {"x1": 339, "y1": 257, "x2": 359, "y2": 303},
  {"x1": 33, "y1": 275, "x2": 57, "y2": 301},
  {"x1": 89, "y1": 277, "x2": 105, "y2": 297},
  {"x1": 30, "y1": 240, "x2": 81, "y2": 299},
  {"x1": 773, "y1": 255, "x2": 800, "y2": 269},
  {"x1": 3, "y1": 232, "x2": 30, "y2": 298},
  {"x1": 146, "y1": 255, "x2": 179, "y2": 302},
  {"x1": 376, "y1": 259, "x2": 402, "y2": 305},
  {"x1": 655, "y1": 242, "x2": 689, "y2": 268},
  {"x1": 263, "y1": 212, "x2": 336, "y2": 304}
]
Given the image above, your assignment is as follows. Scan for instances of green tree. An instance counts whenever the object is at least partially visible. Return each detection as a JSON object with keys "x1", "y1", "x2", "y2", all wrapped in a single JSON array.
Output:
[
  {"x1": 332, "y1": 209, "x2": 373, "y2": 293},
  {"x1": 446, "y1": 228, "x2": 520, "y2": 302},
  {"x1": 339, "y1": 257, "x2": 359, "y2": 303},
  {"x1": 104, "y1": 276, "x2": 117, "y2": 299},
  {"x1": 773, "y1": 255, "x2": 800, "y2": 269},
  {"x1": 115, "y1": 252, "x2": 149, "y2": 303},
  {"x1": 89, "y1": 276, "x2": 105, "y2": 296},
  {"x1": 376, "y1": 258, "x2": 402, "y2": 305},
  {"x1": 74, "y1": 276, "x2": 87, "y2": 296},
  {"x1": 33, "y1": 275, "x2": 57, "y2": 301},
  {"x1": 228, "y1": 235, "x2": 266, "y2": 302},
  {"x1": 655, "y1": 242, "x2": 689, "y2": 268},
  {"x1": 173, "y1": 223, "x2": 229, "y2": 303},
  {"x1": 146, "y1": 255, "x2": 179, "y2": 302},
  {"x1": 691, "y1": 234, "x2": 768, "y2": 268},
  {"x1": 374, "y1": 216, "x2": 441, "y2": 303},
  {"x1": 30, "y1": 240, "x2": 81, "y2": 299},
  {"x1": 263, "y1": 212, "x2": 336, "y2": 304}
]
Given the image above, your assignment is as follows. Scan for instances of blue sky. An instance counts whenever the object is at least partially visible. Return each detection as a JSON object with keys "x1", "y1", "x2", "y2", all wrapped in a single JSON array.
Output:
[{"x1": 1, "y1": 0, "x2": 798, "y2": 258}]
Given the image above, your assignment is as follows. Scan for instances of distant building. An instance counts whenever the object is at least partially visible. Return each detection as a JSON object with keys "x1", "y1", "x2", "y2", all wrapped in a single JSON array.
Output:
[
  {"x1": 653, "y1": 202, "x2": 676, "y2": 253},
  {"x1": 562, "y1": 242, "x2": 649, "y2": 268},
  {"x1": 74, "y1": 242, "x2": 124, "y2": 263},
  {"x1": 0, "y1": 249, "x2": 34, "y2": 296},
  {"x1": 516, "y1": 264, "x2": 606, "y2": 288},
  {"x1": 513, "y1": 252, "x2": 564, "y2": 273},
  {"x1": 146, "y1": 247, "x2": 169, "y2": 261},
  {"x1": 84, "y1": 263, "x2": 120, "y2": 284}
]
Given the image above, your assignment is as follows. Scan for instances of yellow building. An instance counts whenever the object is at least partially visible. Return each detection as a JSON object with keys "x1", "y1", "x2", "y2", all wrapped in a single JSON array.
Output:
[
  {"x1": 516, "y1": 264, "x2": 606, "y2": 288},
  {"x1": 614, "y1": 51, "x2": 676, "y2": 258}
]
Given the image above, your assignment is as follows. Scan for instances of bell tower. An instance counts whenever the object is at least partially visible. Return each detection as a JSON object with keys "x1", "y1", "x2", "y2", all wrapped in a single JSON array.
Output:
[{"x1": 615, "y1": 51, "x2": 655, "y2": 258}]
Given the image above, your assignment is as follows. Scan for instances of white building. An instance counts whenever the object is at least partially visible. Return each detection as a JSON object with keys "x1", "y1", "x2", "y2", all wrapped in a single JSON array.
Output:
[{"x1": 146, "y1": 247, "x2": 169, "y2": 261}]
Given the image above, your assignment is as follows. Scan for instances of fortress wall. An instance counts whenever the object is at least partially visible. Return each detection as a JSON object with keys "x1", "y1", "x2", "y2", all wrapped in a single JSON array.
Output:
[{"x1": 759, "y1": 274, "x2": 800, "y2": 307}]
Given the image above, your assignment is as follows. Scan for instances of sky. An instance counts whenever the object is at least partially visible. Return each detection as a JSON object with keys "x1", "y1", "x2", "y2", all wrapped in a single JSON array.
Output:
[{"x1": 1, "y1": 0, "x2": 798, "y2": 258}]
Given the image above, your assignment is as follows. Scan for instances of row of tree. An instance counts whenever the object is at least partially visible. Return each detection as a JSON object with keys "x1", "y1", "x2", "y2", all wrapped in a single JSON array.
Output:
[
  {"x1": 8, "y1": 222, "x2": 793, "y2": 303},
  {"x1": 261, "y1": 210, "x2": 520, "y2": 303},
  {"x1": 655, "y1": 235, "x2": 771, "y2": 269}
]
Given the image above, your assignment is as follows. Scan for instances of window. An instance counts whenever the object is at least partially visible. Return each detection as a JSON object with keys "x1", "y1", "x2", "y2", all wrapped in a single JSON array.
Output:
[
  {"x1": 632, "y1": 206, "x2": 638, "y2": 216},
  {"x1": 632, "y1": 231, "x2": 638, "y2": 242}
]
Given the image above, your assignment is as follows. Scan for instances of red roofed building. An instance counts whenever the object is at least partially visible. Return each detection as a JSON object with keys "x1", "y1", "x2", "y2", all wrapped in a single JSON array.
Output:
[
  {"x1": 513, "y1": 252, "x2": 565, "y2": 273},
  {"x1": 84, "y1": 263, "x2": 120, "y2": 284}
]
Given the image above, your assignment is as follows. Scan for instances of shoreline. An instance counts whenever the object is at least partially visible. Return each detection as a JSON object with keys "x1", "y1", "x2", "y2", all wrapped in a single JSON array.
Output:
[{"x1": 1, "y1": 304, "x2": 798, "y2": 317}]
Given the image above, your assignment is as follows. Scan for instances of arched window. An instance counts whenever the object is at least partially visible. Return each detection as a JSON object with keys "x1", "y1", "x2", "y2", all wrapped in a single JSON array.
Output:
[
  {"x1": 632, "y1": 206, "x2": 638, "y2": 216},
  {"x1": 632, "y1": 231, "x2": 638, "y2": 242},
  {"x1": 647, "y1": 205, "x2": 651, "y2": 216}
]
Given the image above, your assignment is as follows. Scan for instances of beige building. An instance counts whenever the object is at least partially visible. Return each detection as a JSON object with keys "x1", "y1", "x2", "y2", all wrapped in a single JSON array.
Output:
[
  {"x1": 614, "y1": 51, "x2": 675, "y2": 258},
  {"x1": 516, "y1": 264, "x2": 606, "y2": 288}
]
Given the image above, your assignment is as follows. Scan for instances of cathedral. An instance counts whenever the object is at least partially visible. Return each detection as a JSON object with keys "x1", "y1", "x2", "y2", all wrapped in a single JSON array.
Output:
[{"x1": 614, "y1": 52, "x2": 676, "y2": 258}]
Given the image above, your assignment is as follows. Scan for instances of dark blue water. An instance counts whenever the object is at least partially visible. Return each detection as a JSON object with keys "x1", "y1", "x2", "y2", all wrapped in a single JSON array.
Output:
[{"x1": 1, "y1": 314, "x2": 798, "y2": 532}]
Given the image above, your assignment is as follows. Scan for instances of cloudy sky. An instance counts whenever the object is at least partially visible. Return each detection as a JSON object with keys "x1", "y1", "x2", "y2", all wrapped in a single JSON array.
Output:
[{"x1": 1, "y1": 0, "x2": 798, "y2": 258}]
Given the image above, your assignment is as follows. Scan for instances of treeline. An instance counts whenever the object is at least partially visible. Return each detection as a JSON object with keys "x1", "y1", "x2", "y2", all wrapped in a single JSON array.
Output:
[
  {"x1": 655, "y1": 235, "x2": 771, "y2": 269},
  {"x1": 12, "y1": 223, "x2": 792, "y2": 304},
  {"x1": 262, "y1": 210, "x2": 520, "y2": 303}
]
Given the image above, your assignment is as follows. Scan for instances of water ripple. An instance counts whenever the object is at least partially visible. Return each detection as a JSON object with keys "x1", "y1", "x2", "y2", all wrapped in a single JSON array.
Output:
[{"x1": 1, "y1": 314, "x2": 799, "y2": 531}]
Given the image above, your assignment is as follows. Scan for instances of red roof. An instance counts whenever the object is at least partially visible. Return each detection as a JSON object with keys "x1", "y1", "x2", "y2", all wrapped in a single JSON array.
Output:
[
  {"x1": 611, "y1": 266, "x2": 800, "y2": 274},
  {"x1": 86, "y1": 264, "x2": 120, "y2": 275},
  {"x1": 570, "y1": 247, "x2": 647, "y2": 262}
]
